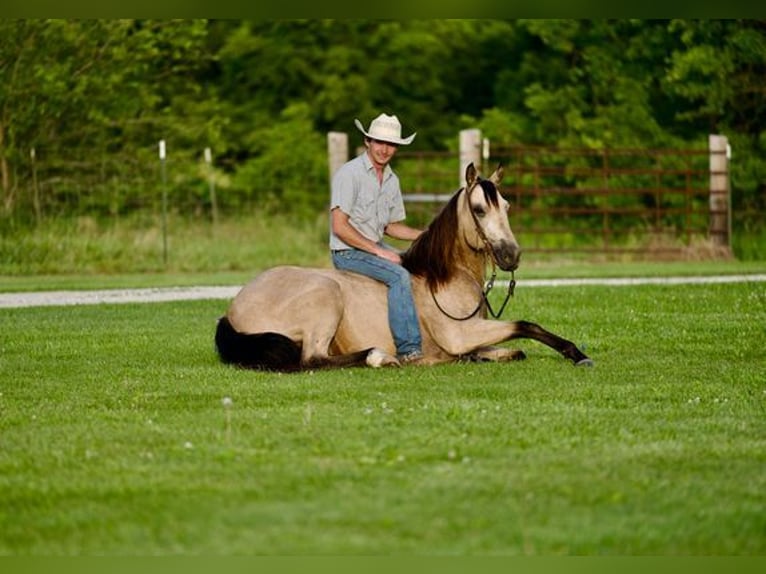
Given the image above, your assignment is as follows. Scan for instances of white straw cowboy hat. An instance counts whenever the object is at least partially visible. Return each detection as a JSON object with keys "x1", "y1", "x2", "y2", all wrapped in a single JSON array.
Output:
[{"x1": 354, "y1": 113, "x2": 416, "y2": 146}]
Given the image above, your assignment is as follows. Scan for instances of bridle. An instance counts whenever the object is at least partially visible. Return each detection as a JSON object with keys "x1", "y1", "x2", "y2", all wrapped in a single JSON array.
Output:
[{"x1": 429, "y1": 182, "x2": 516, "y2": 321}]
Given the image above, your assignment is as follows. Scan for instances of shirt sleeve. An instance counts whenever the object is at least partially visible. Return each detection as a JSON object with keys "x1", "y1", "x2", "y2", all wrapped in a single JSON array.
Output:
[
  {"x1": 330, "y1": 164, "x2": 356, "y2": 214},
  {"x1": 388, "y1": 173, "x2": 407, "y2": 222}
]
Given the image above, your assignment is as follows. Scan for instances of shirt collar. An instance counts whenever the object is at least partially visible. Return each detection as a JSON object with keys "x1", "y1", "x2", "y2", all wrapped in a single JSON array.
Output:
[{"x1": 361, "y1": 150, "x2": 392, "y2": 182}]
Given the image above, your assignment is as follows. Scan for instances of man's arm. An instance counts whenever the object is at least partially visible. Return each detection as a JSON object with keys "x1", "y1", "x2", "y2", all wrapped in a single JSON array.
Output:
[
  {"x1": 385, "y1": 221, "x2": 423, "y2": 242},
  {"x1": 331, "y1": 208, "x2": 401, "y2": 263}
]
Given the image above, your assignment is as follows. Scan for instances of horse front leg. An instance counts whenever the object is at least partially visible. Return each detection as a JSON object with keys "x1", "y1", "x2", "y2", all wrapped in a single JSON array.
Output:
[
  {"x1": 435, "y1": 318, "x2": 592, "y2": 366},
  {"x1": 465, "y1": 346, "x2": 527, "y2": 363},
  {"x1": 507, "y1": 320, "x2": 593, "y2": 366}
]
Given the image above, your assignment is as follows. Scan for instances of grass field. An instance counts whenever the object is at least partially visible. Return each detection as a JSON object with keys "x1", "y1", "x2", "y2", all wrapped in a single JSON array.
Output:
[
  {"x1": 1, "y1": 276, "x2": 764, "y2": 555},
  {"x1": 2, "y1": 211, "x2": 764, "y2": 280},
  {"x1": 2, "y1": 259, "x2": 765, "y2": 294}
]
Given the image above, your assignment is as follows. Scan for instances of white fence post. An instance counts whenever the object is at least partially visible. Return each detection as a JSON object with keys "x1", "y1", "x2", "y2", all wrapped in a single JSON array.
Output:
[
  {"x1": 708, "y1": 134, "x2": 731, "y2": 250},
  {"x1": 159, "y1": 139, "x2": 168, "y2": 266},
  {"x1": 459, "y1": 128, "x2": 482, "y2": 186},
  {"x1": 327, "y1": 132, "x2": 348, "y2": 184}
]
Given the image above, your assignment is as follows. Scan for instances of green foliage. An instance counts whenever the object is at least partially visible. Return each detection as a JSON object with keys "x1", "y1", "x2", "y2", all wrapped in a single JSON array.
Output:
[
  {"x1": 0, "y1": 20, "x2": 217, "y2": 222},
  {"x1": 1, "y1": 20, "x2": 764, "y2": 247},
  {"x1": 1, "y1": 281, "x2": 764, "y2": 553},
  {"x1": 231, "y1": 103, "x2": 328, "y2": 218}
]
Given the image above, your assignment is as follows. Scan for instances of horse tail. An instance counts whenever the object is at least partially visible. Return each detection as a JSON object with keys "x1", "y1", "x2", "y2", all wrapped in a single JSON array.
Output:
[
  {"x1": 215, "y1": 316, "x2": 387, "y2": 372},
  {"x1": 215, "y1": 316, "x2": 302, "y2": 372}
]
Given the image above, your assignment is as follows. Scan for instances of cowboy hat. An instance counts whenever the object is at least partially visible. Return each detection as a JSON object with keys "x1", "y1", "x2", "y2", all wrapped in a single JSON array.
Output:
[{"x1": 354, "y1": 113, "x2": 416, "y2": 146}]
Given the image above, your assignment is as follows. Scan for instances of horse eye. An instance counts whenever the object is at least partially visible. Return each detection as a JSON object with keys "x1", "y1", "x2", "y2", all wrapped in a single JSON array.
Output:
[{"x1": 473, "y1": 207, "x2": 486, "y2": 218}]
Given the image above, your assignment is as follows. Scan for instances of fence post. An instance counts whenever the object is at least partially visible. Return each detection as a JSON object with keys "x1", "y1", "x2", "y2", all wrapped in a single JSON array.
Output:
[
  {"x1": 204, "y1": 147, "x2": 218, "y2": 227},
  {"x1": 30, "y1": 147, "x2": 41, "y2": 224},
  {"x1": 159, "y1": 140, "x2": 168, "y2": 266},
  {"x1": 327, "y1": 132, "x2": 348, "y2": 184},
  {"x1": 708, "y1": 134, "x2": 730, "y2": 250},
  {"x1": 459, "y1": 129, "x2": 482, "y2": 186}
]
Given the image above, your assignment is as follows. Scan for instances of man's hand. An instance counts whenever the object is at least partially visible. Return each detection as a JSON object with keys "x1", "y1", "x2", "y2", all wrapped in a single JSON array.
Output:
[{"x1": 375, "y1": 248, "x2": 401, "y2": 264}]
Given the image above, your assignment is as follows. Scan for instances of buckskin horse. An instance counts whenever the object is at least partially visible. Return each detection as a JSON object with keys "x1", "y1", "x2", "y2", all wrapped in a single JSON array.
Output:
[{"x1": 215, "y1": 163, "x2": 593, "y2": 371}]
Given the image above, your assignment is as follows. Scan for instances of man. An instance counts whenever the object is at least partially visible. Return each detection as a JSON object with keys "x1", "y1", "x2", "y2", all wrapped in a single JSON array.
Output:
[{"x1": 329, "y1": 113, "x2": 423, "y2": 363}]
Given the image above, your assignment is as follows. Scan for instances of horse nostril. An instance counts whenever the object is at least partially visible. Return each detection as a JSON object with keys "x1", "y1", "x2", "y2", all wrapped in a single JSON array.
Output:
[{"x1": 493, "y1": 242, "x2": 522, "y2": 271}]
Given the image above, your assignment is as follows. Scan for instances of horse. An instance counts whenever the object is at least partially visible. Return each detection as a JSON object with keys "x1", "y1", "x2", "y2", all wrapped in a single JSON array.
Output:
[{"x1": 215, "y1": 163, "x2": 593, "y2": 371}]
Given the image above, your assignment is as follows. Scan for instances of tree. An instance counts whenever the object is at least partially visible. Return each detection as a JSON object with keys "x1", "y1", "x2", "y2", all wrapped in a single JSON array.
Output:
[
  {"x1": 231, "y1": 102, "x2": 328, "y2": 219},
  {"x1": 0, "y1": 19, "x2": 215, "y2": 220},
  {"x1": 663, "y1": 20, "x2": 766, "y2": 208},
  {"x1": 2, "y1": 19, "x2": 764, "y2": 234}
]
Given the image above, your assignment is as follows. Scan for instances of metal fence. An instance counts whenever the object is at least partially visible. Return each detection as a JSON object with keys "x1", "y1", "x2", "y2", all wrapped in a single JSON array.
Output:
[
  {"x1": 6, "y1": 131, "x2": 735, "y2": 259},
  {"x1": 390, "y1": 138, "x2": 731, "y2": 258}
]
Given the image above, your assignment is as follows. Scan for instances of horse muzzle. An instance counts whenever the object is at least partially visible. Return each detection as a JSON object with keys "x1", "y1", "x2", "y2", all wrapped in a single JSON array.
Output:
[{"x1": 492, "y1": 241, "x2": 521, "y2": 271}]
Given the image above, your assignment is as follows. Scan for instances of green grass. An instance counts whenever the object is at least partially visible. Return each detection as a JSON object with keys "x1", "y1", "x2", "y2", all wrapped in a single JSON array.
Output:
[
  {"x1": 1, "y1": 259, "x2": 765, "y2": 294},
  {"x1": 1, "y1": 213, "x2": 765, "y2": 287},
  {"x1": 1, "y1": 281, "x2": 764, "y2": 554},
  {"x1": 0, "y1": 213, "x2": 331, "y2": 277}
]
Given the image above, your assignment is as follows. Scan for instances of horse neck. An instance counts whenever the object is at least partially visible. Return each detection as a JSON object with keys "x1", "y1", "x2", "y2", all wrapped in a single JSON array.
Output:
[
  {"x1": 454, "y1": 228, "x2": 490, "y2": 285},
  {"x1": 402, "y1": 188, "x2": 489, "y2": 289}
]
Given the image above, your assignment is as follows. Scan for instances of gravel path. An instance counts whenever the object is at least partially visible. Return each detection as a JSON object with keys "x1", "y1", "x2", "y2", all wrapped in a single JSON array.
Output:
[
  {"x1": 1, "y1": 274, "x2": 765, "y2": 309},
  {"x1": 0, "y1": 286, "x2": 240, "y2": 309}
]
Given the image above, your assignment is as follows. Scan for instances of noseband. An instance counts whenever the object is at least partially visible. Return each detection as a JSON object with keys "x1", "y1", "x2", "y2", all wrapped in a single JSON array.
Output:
[{"x1": 430, "y1": 182, "x2": 516, "y2": 321}]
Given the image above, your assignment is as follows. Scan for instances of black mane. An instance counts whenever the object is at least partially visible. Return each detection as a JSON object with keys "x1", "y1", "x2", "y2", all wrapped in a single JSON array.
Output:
[{"x1": 401, "y1": 178, "x2": 499, "y2": 289}]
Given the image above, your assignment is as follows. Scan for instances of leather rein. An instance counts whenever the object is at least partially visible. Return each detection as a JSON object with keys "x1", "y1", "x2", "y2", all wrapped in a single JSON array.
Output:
[{"x1": 429, "y1": 184, "x2": 516, "y2": 322}]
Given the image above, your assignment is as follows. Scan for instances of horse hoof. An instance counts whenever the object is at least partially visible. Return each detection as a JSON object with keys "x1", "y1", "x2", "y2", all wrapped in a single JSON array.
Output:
[
  {"x1": 575, "y1": 358, "x2": 594, "y2": 367},
  {"x1": 366, "y1": 348, "x2": 399, "y2": 368}
]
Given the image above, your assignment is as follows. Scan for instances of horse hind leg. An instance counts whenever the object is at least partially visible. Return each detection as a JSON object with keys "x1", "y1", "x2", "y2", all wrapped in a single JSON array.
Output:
[
  {"x1": 215, "y1": 317, "x2": 394, "y2": 371},
  {"x1": 297, "y1": 304, "x2": 398, "y2": 369},
  {"x1": 303, "y1": 347, "x2": 398, "y2": 370},
  {"x1": 300, "y1": 322, "x2": 399, "y2": 370}
]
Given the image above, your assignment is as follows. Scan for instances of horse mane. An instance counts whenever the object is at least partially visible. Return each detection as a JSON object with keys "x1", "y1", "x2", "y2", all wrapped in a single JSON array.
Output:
[
  {"x1": 402, "y1": 179, "x2": 500, "y2": 289},
  {"x1": 401, "y1": 191, "x2": 461, "y2": 289}
]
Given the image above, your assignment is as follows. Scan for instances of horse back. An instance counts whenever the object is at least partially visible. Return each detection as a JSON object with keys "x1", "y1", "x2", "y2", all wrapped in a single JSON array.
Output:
[{"x1": 225, "y1": 266, "x2": 391, "y2": 352}]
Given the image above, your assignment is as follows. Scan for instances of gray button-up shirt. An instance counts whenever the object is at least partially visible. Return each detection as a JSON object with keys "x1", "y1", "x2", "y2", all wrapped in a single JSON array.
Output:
[{"x1": 329, "y1": 152, "x2": 407, "y2": 251}]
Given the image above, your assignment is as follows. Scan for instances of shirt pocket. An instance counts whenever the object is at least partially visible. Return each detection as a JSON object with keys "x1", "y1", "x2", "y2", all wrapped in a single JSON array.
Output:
[
  {"x1": 351, "y1": 188, "x2": 377, "y2": 225},
  {"x1": 383, "y1": 191, "x2": 401, "y2": 219}
]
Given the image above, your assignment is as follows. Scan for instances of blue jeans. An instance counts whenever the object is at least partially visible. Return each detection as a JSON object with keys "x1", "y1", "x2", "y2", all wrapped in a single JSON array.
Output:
[{"x1": 332, "y1": 248, "x2": 422, "y2": 357}]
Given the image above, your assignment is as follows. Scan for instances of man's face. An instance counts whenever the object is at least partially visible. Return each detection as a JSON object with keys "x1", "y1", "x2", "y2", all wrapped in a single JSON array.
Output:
[{"x1": 367, "y1": 138, "x2": 399, "y2": 168}]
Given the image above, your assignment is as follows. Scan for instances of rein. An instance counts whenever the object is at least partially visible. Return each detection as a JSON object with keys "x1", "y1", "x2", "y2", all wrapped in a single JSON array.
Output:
[
  {"x1": 430, "y1": 267, "x2": 515, "y2": 321},
  {"x1": 429, "y1": 183, "x2": 516, "y2": 321}
]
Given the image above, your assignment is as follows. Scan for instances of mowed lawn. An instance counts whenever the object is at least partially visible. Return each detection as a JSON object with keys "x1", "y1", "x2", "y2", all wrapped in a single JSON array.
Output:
[{"x1": 0, "y1": 280, "x2": 764, "y2": 554}]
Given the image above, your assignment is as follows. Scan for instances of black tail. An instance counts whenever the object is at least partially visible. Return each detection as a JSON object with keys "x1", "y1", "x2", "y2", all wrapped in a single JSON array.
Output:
[
  {"x1": 215, "y1": 316, "x2": 380, "y2": 372},
  {"x1": 215, "y1": 316, "x2": 302, "y2": 372}
]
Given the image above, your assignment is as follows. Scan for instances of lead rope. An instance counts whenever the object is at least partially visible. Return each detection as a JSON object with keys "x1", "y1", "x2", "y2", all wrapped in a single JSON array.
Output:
[
  {"x1": 430, "y1": 267, "x2": 516, "y2": 322},
  {"x1": 484, "y1": 269, "x2": 515, "y2": 319}
]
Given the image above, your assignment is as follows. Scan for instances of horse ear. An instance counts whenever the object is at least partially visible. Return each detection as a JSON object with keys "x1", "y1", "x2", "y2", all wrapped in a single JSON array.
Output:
[
  {"x1": 489, "y1": 164, "x2": 504, "y2": 186},
  {"x1": 465, "y1": 162, "x2": 478, "y2": 188}
]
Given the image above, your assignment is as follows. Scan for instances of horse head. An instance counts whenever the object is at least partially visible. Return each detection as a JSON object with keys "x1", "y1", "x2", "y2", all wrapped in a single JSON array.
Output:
[{"x1": 462, "y1": 163, "x2": 521, "y2": 271}]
